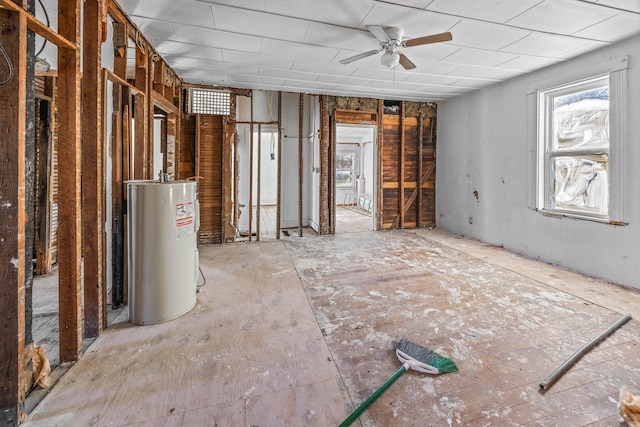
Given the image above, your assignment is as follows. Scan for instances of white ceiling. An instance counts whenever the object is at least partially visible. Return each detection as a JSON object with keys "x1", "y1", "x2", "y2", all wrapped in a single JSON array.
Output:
[{"x1": 117, "y1": 0, "x2": 640, "y2": 101}]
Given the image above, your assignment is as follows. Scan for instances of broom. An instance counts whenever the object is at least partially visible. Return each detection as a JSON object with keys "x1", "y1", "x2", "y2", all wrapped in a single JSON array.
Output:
[{"x1": 339, "y1": 338, "x2": 458, "y2": 427}]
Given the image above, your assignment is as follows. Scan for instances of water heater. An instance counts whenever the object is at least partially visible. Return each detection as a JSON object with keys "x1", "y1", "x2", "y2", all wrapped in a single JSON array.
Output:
[{"x1": 127, "y1": 180, "x2": 199, "y2": 325}]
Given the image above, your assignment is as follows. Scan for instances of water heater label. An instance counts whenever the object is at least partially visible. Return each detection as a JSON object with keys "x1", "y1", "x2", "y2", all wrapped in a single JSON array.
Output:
[{"x1": 176, "y1": 202, "x2": 195, "y2": 239}]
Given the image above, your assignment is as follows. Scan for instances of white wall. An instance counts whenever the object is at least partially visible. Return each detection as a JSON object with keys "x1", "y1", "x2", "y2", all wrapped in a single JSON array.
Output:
[{"x1": 436, "y1": 35, "x2": 640, "y2": 289}]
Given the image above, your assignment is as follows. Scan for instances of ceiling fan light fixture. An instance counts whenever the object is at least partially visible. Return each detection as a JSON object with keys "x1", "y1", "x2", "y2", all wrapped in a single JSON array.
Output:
[{"x1": 381, "y1": 51, "x2": 400, "y2": 68}]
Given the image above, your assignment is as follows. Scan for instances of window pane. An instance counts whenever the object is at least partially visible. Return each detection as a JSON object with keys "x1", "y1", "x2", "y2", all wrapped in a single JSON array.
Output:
[
  {"x1": 550, "y1": 154, "x2": 608, "y2": 215},
  {"x1": 336, "y1": 152, "x2": 355, "y2": 188},
  {"x1": 553, "y1": 86, "x2": 609, "y2": 150}
]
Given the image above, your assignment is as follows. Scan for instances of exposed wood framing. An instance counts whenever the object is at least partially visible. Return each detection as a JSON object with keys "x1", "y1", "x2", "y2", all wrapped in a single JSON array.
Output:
[
  {"x1": 417, "y1": 113, "x2": 424, "y2": 227},
  {"x1": 0, "y1": 0, "x2": 75, "y2": 49},
  {"x1": 134, "y1": 45, "x2": 148, "y2": 180},
  {"x1": 0, "y1": 7, "x2": 27, "y2": 425},
  {"x1": 35, "y1": 96, "x2": 53, "y2": 275},
  {"x1": 57, "y1": 0, "x2": 83, "y2": 362},
  {"x1": 399, "y1": 101, "x2": 405, "y2": 228},
  {"x1": 82, "y1": 0, "x2": 105, "y2": 336},
  {"x1": 318, "y1": 96, "x2": 329, "y2": 235},
  {"x1": 111, "y1": 21, "x2": 127, "y2": 79},
  {"x1": 329, "y1": 114, "x2": 336, "y2": 235},
  {"x1": 377, "y1": 99, "x2": 384, "y2": 230}
]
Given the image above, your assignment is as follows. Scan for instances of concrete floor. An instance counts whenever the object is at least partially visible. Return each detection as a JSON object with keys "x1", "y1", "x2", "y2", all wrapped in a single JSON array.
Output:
[{"x1": 24, "y1": 229, "x2": 640, "y2": 426}]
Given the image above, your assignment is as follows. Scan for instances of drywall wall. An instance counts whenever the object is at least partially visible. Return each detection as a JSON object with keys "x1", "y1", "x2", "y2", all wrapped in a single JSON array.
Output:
[{"x1": 436, "y1": 34, "x2": 640, "y2": 288}]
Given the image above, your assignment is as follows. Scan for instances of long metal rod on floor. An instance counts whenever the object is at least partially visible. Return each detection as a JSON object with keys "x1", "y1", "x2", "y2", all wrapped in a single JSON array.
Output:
[{"x1": 539, "y1": 313, "x2": 632, "y2": 392}]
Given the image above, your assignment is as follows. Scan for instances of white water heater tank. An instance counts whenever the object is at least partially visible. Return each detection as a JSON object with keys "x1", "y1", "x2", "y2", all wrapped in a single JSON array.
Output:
[{"x1": 127, "y1": 180, "x2": 199, "y2": 325}]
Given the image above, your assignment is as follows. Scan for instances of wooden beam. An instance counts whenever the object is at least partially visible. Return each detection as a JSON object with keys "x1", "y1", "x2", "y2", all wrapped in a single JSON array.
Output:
[
  {"x1": 318, "y1": 96, "x2": 329, "y2": 235},
  {"x1": 0, "y1": 0, "x2": 76, "y2": 49},
  {"x1": 0, "y1": 8, "x2": 27, "y2": 426},
  {"x1": 391, "y1": 163, "x2": 435, "y2": 228},
  {"x1": 417, "y1": 113, "x2": 423, "y2": 228},
  {"x1": 399, "y1": 101, "x2": 405, "y2": 228},
  {"x1": 112, "y1": 21, "x2": 127, "y2": 79},
  {"x1": 376, "y1": 99, "x2": 384, "y2": 230},
  {"x1": 82, "y1": 0, "x2": 104, "y2": 337},
  {"x1": 133, "y1": 93, "x2": 146, "y2": 180},
  {"x1": 57, "y1": 0, "x2": 83, "y2": 362}
]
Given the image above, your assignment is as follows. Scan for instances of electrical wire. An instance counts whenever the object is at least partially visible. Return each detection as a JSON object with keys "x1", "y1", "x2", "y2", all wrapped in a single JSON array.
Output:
[
  {"x1": 0, "y1": 42, "x2": 15, "y2": 85},
  {"x1": 197, "y1": 266, "x2": 206, "y2": 288},
  {"x1": 35, "y1": 0, "x2": 50, "y2": 58}
]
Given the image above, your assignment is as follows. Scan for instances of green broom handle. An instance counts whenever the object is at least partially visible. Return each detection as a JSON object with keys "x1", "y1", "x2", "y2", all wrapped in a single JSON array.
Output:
[{"x1": 339, "y1": 363, "x2": 409, "y2": 427}]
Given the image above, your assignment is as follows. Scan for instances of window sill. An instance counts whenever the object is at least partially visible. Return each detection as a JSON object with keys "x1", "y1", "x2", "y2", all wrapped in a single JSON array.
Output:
[{"x1": 538, "y1": 209, "x2": 628, "y2": 226}]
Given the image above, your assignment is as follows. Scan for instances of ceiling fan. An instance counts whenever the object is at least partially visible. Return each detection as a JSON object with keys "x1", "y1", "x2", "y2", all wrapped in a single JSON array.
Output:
[{"x1": 340, "y1": 25, "x2": 452, "y2": 70}]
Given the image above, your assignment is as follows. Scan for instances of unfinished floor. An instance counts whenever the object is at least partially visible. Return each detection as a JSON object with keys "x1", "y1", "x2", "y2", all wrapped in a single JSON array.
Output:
[{"x1": 24, "y1": 229, "x2": 640, "y2": 426}]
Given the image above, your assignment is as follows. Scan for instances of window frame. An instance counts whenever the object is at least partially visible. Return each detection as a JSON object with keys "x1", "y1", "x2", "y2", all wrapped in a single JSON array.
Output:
[
  {"x1": 335, "y1": 151, "x2": 356, "y2": 189},
  {"x1": 528, "y1": 55, "x2": 628, "y2": 225}
]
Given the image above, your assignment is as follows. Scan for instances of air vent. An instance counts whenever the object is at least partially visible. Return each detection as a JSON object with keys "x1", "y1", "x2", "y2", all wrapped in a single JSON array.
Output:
[{"x1": 187, "y1": 88, "x2": 230, "y2": 115}]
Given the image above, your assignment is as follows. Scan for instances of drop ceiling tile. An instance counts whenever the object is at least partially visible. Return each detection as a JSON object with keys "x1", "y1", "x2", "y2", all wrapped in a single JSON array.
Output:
[
  {"x1": 233, "y1": 74, "x2": 286, "y2": 86},
  {"x1": 291, "y1": 60, "x2": 358, "y2": 77},
  {"x1": 497, "y1": 55, "x2": 560, "y2": 71},
  {"x1": 360, "y1": 3, "x2": 460, "y2": 39},
  {"x1": 282, "y1": 80, "x2": 337, "y2": 90},
  {"x1": 500, "y1": 33, "x2": 592, "y2": 58},
  {"x1": 264, "y1": 0, "x2": 374, "y2": 27},
  {"x1": 505, "y1": 0, "x2": 616, "y2": 34},
  {"x1": 404, "y1": 73, "x2": 465, "y2": 85},
  {"x1": 171, "y1": 57, "x2": 260, "y2": 75},
  {"x1": 399, "y1": 59, "x2": 460, "y2": 75},
  {"x1": 155, "y1": 41, "x2": 224, "y2": 61},
  {"x1": 172, "y1": 23, "x2": 262, "y2": 53},
  {"x1": 174, "y1": 68, "x2": 228, "y2": 84},
  {"x1": 195, "y1": 0, "x2": 266, "y2": 11},
  {"x1": 448, "y1": 20, "x2": 530, "y2": 50},
  {"x1": 401, "y1": 43, "x2": 460, "y2": 62},
  {"x1": 119, "y1": 0, "x2": 215, "y2": 28},
  {"x1": 315, "y1": 74, "x2": 375, "y2": 86},
  {"x1": 131, "y1": 17, "x2": 177, "y2": 45},
  {"x1": 559, "y1": 40, "x2": 610, "y2": 57},
  {"x1": 261, "y1": 39, "x2": 340, "y2": 62},
  {"x1": 259, "y1": 68, "x2": 317, "y2": 81},
  {"x1": 440, "y1": 47, "x2": 519, "y2": 67},
  {"x1": 573, "y1": 14, "x2": 640, "y2": 41},
  {"x1": 303, "y1": 23, "x2": 380, "y2": 50},
  {"x1": 446, "y1": 65, "x2": 519, "y2": 80},
  {"x1": 222, "y1": 51, "x2": 295, "y2": 69},
  {"x1": 596, "y1": 0, "x2": 640, "y2": 13},
  {"x1": 427, "y1": 0, "x2": 543, "y2": 23},
  {"x1": 446, "y1": 78, "x2": 496, "y2": 89},
  {"x1": 349, "y1": 67, "x2": 413, "y2": 82},
  {"x1": 212, "y1": 4, "x2": 310, "y2": 43}
]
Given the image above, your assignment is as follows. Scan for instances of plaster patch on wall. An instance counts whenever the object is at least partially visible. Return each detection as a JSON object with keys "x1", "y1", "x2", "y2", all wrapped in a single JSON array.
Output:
[{"x1": 11, "y1": 257, "x2": 19, "y2": 269}]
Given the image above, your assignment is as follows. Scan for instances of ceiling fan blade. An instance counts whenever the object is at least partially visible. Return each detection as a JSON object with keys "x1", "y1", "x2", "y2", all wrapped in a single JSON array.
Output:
[
  {"x1": 366, "y1": 25, "x2": 390, "y2": 43},
  {"x1": 339, "y1": 49, "x2": 381, "y2": 65},
  {"x1": 398, "y1": 53, "x2": 416, "y2": 70},
  {"x1": 404, "y1": 31, "x2": 452, "y2": 47}
]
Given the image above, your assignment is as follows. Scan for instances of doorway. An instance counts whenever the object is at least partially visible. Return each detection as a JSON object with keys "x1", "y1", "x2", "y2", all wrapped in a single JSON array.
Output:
[{"x1": 334, "y1": 124, "x2": 376, "y2": 234}]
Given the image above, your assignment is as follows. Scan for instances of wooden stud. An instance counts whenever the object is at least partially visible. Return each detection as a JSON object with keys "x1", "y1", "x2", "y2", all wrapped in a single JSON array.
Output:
[
  {"x1": 329, "y1": 114, "x2": 336, "y2": 235},
  {"x1": 399, "y1": 101, "x2": 405, "y2": 228},
  {"x1": 112, "y1": 21, "x2": 127, "y2": 79},
  {"x1": 35, "y1": 98, "x2": 53, "y2": 275},
  {"x1": 82, "y1": 0, "x2": 104, "y2": 337},
  {"x1": 318, "y1": 95, "x2": 330, "y2": 235},
  {"x1": 0, "y1": 7, "x2": 27, "y2": 425},
  {"x1": 0, "y1": 0, "x2": 75, "y2": 49},
  {"x1": 249, "y1": 121, "x2": 254, "y2": 242},
  {"x1": 417, "y1": 112, "x2": 423, "y2": 228},
  {"x1": 111, "y1": 86, "x2": 125, "y2": 309},
  {"x1": 133, "y1": 93, "x2": 146, "y2": 180},
  {"x1": 145, "y1": 52, "x2": 153, "y2": 179},
  {"x1": 57, "y1": 0, "x2": 83, "y2": 362},
  {"x1": 377, "y1": 99, "x2": 384, "y2": 231}
]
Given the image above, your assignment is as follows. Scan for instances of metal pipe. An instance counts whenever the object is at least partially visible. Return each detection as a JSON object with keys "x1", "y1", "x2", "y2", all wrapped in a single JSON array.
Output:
[{"x1": 539, "y1": 313, "x2": 632, "y2": 392}]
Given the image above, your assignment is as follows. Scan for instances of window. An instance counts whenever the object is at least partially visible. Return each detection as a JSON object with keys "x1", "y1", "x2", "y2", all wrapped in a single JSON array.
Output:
[
  {"x1": 540, "y1": 76, "x2": 610, "y2": 217},
  {"x1": 531, "y1": 56, "x2": 628, "y2": 223},
  {"x1": 187, "y1": 88, "x2": 230, "y2": 115},
  {"x1": 336, "y1": 152, "x2": 355, "y2": 188}
]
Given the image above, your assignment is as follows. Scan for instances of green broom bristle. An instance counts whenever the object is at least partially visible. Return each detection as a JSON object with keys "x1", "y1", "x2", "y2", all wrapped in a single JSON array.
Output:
[{"x1": 393, "y1": 338, "x2": 458, "y2": 373}]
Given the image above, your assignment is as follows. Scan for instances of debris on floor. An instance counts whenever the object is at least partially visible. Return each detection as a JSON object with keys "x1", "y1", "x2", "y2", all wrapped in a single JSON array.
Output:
[
  {"x1": 32, "y1": 345, "x2": 51, "y2": 389},
  {"x1": 619, "y1": 386, "x2": 640, "y2": 426}
]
